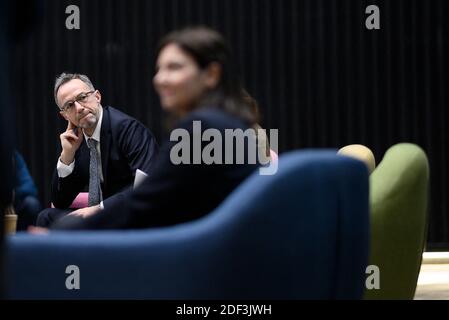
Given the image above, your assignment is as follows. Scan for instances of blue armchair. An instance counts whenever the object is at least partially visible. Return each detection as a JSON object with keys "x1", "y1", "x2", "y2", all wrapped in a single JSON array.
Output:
[{"x1": 5, "y1": 150, "x2": 370, "y2": 299}]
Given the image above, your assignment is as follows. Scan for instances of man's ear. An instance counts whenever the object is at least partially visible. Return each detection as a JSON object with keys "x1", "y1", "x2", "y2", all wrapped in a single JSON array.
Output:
[
  {"x1": 95, "y1": 90, "x2": 102, "y2": 104},
  {"x1": 59, "y1": 111, "x2": 68, "y2": 121},
  {"x1": 204, "y1": 62, "x2": 222, "y2": 89}
]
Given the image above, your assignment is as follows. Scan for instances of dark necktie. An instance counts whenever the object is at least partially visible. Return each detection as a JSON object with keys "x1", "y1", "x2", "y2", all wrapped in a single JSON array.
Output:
[{"x1": 87, "y1": 138, "x2": 102, "y2": 206}]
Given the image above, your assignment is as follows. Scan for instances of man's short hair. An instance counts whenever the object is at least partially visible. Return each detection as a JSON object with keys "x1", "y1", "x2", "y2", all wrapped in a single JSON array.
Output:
[{"x1": 54, "y1": 73, "x2": 95, "y2": 108}]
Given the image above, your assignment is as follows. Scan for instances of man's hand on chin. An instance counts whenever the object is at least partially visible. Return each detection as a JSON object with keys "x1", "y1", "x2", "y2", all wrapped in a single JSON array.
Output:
[{"x1": 69, "y1": 205, "x2": 101, "y2": 218}]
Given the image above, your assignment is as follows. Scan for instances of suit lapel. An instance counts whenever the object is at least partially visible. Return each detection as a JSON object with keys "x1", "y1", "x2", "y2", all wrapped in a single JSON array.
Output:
[{"x1": 100, "y1": 106, "x2": 112, "y2": 186}]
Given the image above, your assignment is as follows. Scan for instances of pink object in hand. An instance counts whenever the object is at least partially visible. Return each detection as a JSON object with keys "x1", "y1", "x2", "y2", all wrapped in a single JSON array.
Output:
[
  {"x1": 270, "y1": 149, "x2": 278, "y2": 164},
  {"x1": 70, "y1": 192, "x2": 89, "y2": 208},
  {"x1": 50, "y1": 192, "x2": 89, "y2": 209}
]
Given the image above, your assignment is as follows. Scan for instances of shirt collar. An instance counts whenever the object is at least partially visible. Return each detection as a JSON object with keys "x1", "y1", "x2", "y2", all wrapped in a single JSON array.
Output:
[{"x1": 83, "y1": 107, "x2": 103, "y2": 143}]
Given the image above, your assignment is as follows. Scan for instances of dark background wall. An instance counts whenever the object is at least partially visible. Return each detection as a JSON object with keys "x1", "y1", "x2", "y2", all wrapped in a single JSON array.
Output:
[{"x1": 9, "y1": 0, "x2": 449, "y2": 246}]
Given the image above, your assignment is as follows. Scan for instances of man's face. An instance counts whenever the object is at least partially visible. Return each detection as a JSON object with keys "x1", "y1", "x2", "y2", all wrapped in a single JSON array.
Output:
[{"x1": 57, "y1": 79, "x2": 102, "y2": 130}]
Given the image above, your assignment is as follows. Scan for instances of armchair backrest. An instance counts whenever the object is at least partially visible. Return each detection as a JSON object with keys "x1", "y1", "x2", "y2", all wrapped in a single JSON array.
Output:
[
  {"x1": 6, "y1": 150, "x2": 370, "y2": 299},
  {"x1": 365, "y1": 143, "x2": 429, "y2": 299},
  {"x1": 338, "y1": 144, "x2": 376, "y2": 174}
]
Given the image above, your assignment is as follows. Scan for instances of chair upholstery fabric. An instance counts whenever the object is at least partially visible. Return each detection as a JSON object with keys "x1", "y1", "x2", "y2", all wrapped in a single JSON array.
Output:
[
  {"x1": 365, "y1": 143, "x2": 429, "y2": 299},
  {"x1": 338, "y1": 144, "x2": 376, "y2": 175},
  {"x1": 6, "y1": 150, "x2": 370, "y2": 299}
]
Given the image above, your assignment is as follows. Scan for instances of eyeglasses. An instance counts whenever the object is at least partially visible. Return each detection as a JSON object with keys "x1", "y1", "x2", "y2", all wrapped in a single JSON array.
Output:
[{"x1": 60, "y1": 91, "x2": 95, "y2": 112}]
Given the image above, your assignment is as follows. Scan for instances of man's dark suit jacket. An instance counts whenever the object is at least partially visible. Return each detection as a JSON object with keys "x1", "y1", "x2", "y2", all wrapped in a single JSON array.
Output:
[
  {"x1": 51, "y1": 105, "x2": 158, "y2": 210},
  {"x1": 53, "y1": 108, "x2": 260, "y2": 230}
]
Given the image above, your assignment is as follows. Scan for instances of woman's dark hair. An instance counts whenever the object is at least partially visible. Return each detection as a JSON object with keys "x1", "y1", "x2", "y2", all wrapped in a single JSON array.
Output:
[{"x1": 156, "y1": 26, "x2": 257, "y2": 125}]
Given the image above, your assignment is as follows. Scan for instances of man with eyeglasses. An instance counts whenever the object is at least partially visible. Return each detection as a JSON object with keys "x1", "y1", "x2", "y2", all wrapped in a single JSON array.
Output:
[{"x1": 35, "y1": 73, "x2": 158, "y2": 227}]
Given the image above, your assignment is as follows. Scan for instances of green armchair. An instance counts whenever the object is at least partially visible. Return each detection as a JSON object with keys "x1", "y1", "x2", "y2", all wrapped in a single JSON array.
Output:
[{"x1": 365, "y1": 143, "x2": 429, "y2": 299}]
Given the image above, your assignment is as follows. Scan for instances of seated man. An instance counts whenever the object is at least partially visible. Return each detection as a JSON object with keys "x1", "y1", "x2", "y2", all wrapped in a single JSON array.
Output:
[{"x1": 36, "y1": 73, "x2": 158, "y2": 227}]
